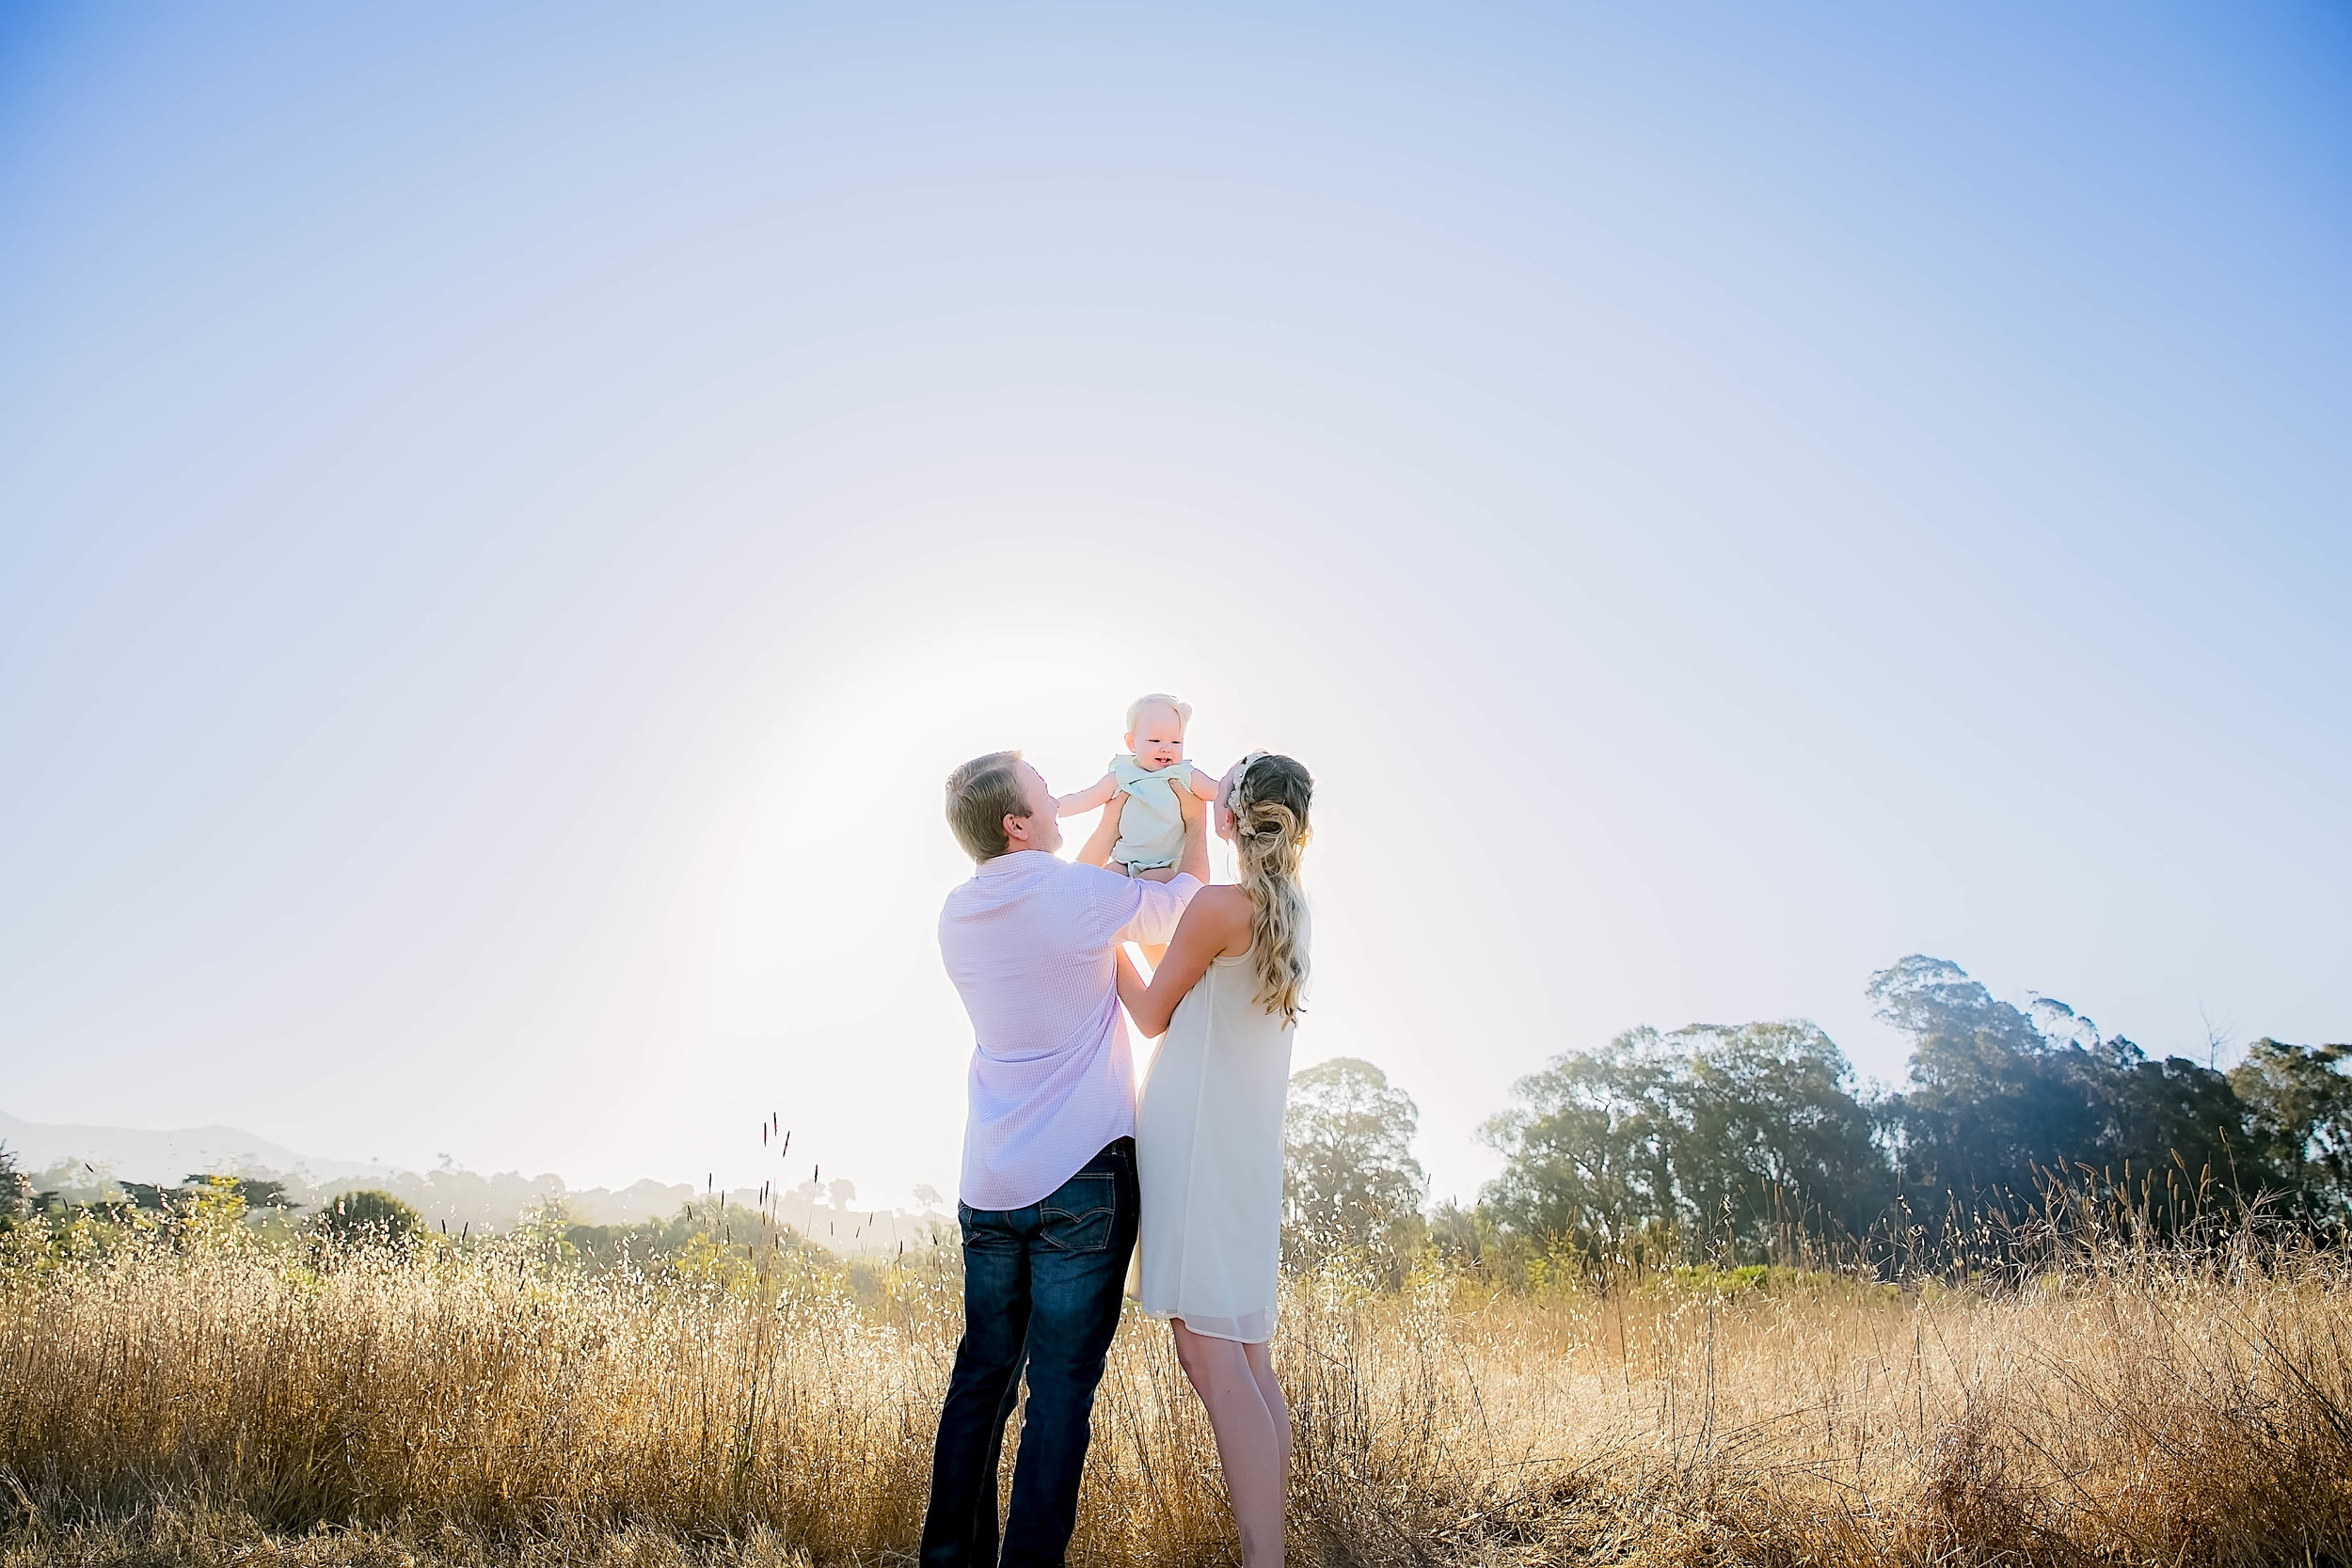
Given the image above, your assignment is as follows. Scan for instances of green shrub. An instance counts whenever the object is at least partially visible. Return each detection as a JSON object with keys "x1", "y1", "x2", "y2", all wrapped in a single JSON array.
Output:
[{"x1": 314, "y1": 1190, "x2": 421, "y2": 1243}]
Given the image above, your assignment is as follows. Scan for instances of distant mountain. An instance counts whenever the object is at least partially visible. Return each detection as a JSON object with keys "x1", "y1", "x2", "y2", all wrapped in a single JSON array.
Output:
[
  {"x1": 0, "y1": 1110, "x2": 947, "y2": 1254},
  {"x1": 0, "y1": 1108, "x2": 390, "y2": 1185}
]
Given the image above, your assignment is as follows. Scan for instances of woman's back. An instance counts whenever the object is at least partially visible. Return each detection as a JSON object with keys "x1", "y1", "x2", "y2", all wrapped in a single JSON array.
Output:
[
  {"x1": 1136, "y1": 912, "x2": 1304, "y2": 1344},
  {"x1": 1110, "y1": 751, "x2": 1315, "y2": 1568}
]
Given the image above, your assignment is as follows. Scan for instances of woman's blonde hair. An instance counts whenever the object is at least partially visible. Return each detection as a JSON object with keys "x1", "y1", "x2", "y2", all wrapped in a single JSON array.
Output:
[{"x1": 1227, "y1": 752, "x2": 1313, "y2": 1025}]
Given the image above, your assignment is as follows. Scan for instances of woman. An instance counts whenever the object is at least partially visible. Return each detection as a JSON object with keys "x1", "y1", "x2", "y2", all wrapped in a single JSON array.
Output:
[{"x1": 1115, "y1": 751, "x2": 1313, "y2": 1568}]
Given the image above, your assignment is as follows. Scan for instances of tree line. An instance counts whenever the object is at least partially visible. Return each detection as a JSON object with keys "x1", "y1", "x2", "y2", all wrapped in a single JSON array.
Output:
[
  {"x1": 1282, "y1": 955, "x2": 2350, "y2": 1275},
  {"x1": 8, "y1": 951, "x2": 2339, "y2": 1281}
]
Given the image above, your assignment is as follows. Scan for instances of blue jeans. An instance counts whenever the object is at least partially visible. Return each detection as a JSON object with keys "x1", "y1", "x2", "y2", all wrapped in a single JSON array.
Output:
[{"x1": 919, "y1": 1138, "x2": 1138, "y2": 1568}]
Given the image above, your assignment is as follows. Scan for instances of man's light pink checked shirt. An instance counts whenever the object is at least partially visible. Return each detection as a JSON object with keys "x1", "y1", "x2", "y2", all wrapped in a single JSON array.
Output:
[{"x1": 939, "y1": 850, "x2": 1199, "y2": 1211}]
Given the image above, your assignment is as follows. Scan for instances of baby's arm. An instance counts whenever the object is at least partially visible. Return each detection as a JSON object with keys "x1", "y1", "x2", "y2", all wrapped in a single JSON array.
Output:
[
  {"x1": 1055, "y1": 772, "x2": 1120, "y2": 817},
  {"x1": 1184, "y1": 764, "x2": 1225, "y2": 800}
]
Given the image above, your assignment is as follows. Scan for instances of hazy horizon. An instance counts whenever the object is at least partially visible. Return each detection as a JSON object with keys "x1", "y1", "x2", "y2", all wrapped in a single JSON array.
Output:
[{"x1": 4, "y1": 5, "x2": 2346, "y2": 1212}]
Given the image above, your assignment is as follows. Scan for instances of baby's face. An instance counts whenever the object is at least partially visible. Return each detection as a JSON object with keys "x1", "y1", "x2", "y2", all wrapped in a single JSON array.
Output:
[{"x1": 1127, "y1": 705, "x2": 1187, "y2": 771}]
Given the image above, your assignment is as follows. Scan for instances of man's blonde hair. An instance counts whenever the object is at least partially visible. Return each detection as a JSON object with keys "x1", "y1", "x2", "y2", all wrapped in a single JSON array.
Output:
[
  {"x1": 945, "y1": 751, "x2": 1027, "y2": 863},
  {"x1": 1125, "y1": 692, "x2": 1193, "y2": 735}
]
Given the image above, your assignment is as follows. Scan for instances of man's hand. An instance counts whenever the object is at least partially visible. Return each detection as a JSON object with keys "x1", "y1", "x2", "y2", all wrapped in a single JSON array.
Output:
[{"x1": 1074, "y1": 790, "x2": 1126, "y2": 867}]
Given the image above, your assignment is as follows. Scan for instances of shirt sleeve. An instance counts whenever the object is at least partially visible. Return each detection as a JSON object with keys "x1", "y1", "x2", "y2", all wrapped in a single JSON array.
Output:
[{"x1": 1110, "y1": 871, "x2": 1200, "y2": 946}]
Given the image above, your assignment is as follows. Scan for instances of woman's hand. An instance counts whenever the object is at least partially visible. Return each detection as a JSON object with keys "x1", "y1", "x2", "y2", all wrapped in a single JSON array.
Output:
[{"x1": 1171, "y1": 773, "x2": 1212, "y2": 881}]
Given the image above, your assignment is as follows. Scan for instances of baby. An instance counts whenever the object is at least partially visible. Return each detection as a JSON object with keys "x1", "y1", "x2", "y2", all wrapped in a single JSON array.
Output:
[{"x1": 1057, "y1": 693, "x2": 1227, "y2": 939}]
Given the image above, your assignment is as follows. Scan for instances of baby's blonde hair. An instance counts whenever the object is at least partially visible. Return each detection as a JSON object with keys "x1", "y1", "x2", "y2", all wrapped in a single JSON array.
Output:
[{"x1": 1125, "y1": 692, "x2": 1193, "y2": 735}]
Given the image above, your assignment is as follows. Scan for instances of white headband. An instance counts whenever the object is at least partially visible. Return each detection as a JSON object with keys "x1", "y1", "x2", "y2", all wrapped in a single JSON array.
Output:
[{"x1": 1225, "y1": 751, "x2": 1271, "y2": 813}]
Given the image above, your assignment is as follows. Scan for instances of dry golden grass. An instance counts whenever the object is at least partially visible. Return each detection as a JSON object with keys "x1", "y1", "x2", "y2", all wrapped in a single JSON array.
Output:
[{"x1": 2, "y1": 1219, "x2": 2347, "y2": 1567}]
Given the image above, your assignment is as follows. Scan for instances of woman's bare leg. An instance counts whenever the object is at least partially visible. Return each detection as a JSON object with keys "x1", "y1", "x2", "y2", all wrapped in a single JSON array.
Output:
[
  {"x1": 1171, "y1": 1320, "x2": 1286, "y2": 1568},
  {"x1": 1243, "y1": 1338, "x2": 1291, "y2": 1496}
]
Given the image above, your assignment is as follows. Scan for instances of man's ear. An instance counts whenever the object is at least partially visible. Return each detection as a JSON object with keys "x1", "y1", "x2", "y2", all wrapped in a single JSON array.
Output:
[{"x1": 1002, "y1": 811, "x2": 1029, "y2": 847}]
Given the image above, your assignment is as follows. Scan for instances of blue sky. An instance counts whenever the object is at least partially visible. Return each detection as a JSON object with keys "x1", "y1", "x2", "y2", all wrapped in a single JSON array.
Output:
[{"x1": 2, "y1": 4, "x2": 2346, "y2": 1206}]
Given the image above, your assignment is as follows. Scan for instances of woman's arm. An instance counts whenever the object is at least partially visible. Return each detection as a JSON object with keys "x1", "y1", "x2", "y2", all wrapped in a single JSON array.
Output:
[
  {"x1": 1113, "y1": 948, "x2": 1154, "y2": 1026},
  {"x1": 1115, "y1": 886, "x2": 1251, "y2": 1037}
]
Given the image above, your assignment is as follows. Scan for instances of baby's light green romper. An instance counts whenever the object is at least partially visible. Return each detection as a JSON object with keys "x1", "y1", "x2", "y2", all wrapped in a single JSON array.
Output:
[{"x1": 1108, "y1": 753, "x2": 1195, "y2": 872}]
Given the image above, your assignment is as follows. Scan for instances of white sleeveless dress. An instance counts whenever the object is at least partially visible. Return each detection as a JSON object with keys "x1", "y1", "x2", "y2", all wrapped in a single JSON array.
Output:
[{"x1": 1136, "y1": 917, "x2": 1302, "y2": 1343}]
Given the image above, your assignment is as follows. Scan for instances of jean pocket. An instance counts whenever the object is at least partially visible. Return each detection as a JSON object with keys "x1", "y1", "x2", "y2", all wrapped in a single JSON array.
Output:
[
  {"x1": 1038, "y1": 1173, "x2": 1117, "y2": 1253},
  {"x1": 961, "y1": 1202, "x2": 1020, "y2": 1251}
]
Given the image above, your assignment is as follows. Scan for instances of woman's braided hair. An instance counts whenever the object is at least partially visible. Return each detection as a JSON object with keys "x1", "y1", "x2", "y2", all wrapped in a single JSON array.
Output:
[{"x1": 1227, "y1": 752, "x2": 1313, "y2": 1025}]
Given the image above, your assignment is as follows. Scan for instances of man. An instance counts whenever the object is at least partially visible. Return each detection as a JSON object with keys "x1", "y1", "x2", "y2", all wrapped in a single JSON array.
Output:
[{"x1": 922, "y1": 751, "x2": 1209, "y2": 1566}]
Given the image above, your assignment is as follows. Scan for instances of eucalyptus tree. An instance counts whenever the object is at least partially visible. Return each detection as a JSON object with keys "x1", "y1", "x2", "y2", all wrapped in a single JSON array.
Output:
[
  {"x1": 2231, "y1": 1037, "x2": 2352, "y2": 1227},
  {"x1": 1872, "y1": 956, "x2": 2264, "y2": 1220},
  {"x1": 1282, "y1": 1056, "x2": 1427, "y2": 1269},
  {"x1": 1479, "y1": 1021, "x2": 1883, "y2": 1259}
]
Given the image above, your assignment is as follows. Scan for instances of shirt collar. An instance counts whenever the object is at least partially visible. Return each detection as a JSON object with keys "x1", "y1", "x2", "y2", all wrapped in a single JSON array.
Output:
[{"x1": 976, "y1": 849, "x2": 1059, "y2": 878}]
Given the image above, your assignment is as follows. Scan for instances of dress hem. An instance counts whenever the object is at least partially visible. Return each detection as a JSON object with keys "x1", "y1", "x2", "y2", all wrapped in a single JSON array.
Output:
[{"x1": 1136, "y1": 1304, "x2": 1277, "y2": 1344}]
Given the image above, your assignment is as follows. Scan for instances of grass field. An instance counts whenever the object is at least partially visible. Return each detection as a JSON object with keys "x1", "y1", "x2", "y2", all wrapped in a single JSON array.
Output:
[{"x1": 2, "y1": 1212, "x2": 2347, "y2": 1567}]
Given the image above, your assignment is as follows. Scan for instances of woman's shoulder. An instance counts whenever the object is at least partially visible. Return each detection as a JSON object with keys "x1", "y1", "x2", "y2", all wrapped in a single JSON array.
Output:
[
  {"x1": 1181, "y1": 884, "x2": 1253, "y2": 946},
  {"x1": 1184, "y1": 883, "x2": 1254, "y2": 925}
]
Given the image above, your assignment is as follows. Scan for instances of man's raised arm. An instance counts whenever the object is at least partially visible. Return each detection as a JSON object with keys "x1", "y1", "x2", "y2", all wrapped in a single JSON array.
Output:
[{"x1": 1073, "y1": 790, "x2": 1126, "y2": 868}]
